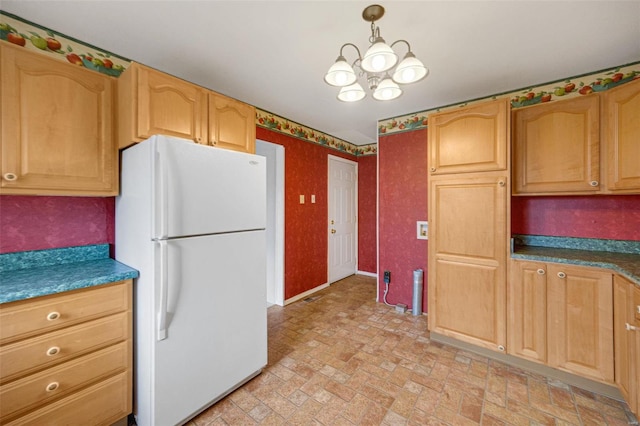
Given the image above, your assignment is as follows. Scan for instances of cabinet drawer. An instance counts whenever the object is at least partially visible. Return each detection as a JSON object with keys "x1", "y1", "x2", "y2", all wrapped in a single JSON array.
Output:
[
  {"x1": 0, "y1": 340, "x2": 130, "y2": 421},
  {"x1": 3, "y1": 371, "x2": 131, "y2": 426},
  {"x1": 0, "y1": 312, "x2": 130, "y2": 383},
  {"x1": 0, "y1": 281, "x2": 131, "y2": 345}
]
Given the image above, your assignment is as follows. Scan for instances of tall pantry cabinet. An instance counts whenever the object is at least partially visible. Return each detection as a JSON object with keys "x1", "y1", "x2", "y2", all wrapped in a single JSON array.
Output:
[{"x1": 427, "y1": 98, "x2": 510, "y2": 352}]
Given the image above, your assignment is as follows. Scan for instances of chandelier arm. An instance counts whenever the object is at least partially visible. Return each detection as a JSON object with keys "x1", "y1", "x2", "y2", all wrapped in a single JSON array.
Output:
[
  {"x1": 390, "y1": 39, "x2": 411, "y2": 53},
  {"x1": 339, "y1": 43, "x2": 363, "y2": 62}
]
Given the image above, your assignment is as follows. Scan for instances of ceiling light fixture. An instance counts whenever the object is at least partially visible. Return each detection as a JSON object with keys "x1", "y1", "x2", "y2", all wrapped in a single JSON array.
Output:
[{"x1": 324, "y1": 4, "x2": 428, "y2": 102}]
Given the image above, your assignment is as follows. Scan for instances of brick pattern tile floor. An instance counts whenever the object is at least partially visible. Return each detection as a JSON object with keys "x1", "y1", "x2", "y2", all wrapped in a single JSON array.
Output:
[{"x1": 187, "y1": 275, "x2": 635, "y2": 425}]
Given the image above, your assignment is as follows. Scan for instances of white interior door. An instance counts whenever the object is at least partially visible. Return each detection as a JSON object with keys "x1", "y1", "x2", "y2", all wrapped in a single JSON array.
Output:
[
  {"x1": 255, "y1": 140, "x2": 285, "y2": 306},
  {"x1": 328, "y1": 155, "x2": 357, "y2": 283}
]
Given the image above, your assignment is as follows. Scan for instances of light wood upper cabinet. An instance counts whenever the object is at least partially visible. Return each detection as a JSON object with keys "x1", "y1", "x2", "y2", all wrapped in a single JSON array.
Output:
[
  {"x1": 208, "y1": 93, "x2": 256, "y2": 153},
  {"x1": 118, "y1": 62, "x2": 207, "y2": 147},
  {"x1": 428, "y1": 173, "x2": 508, "y2": 351},
  {"x1": 1, "y1": 42, "x2": 117, "y2": 196},
  {"x1": 603, "y1": 78, "x2": 640, "y2": 193},
  {"x1": 613, "y1": 275, "x2": 637, "y2": 415},
  {"x1": 428, "y1": 98, "x2": 509, "y2": 175},
  {"x1": 512, "y1": 95, "x2": 600, "y2": 194},
  {"x1": 119, "y1": 62, "x2": 256, "y2": 153}
]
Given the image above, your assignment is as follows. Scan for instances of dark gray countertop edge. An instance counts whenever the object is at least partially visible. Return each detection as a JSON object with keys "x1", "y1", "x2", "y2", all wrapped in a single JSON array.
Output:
[{"x1": 511, "y1": 251, "x2": 640, "y2": 286}]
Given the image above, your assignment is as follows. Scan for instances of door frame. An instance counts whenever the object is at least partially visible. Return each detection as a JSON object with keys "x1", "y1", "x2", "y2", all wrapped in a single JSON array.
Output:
[
  {"x1": 327, "y1": 154, "x2": 358, "y2": 284},
  {"x1": 256, "y1": 140, "x2": 285, "y2": 306}
]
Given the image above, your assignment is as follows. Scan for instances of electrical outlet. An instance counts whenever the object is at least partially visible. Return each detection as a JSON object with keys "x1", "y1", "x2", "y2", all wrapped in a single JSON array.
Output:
[{"x1": 384, "y1": 270, "x2": 391, "y2": 284}]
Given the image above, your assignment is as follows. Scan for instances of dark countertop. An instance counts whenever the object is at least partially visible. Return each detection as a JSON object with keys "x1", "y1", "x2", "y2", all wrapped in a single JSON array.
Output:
[
  {"x1": 511, "y1": 235, "x2": 640, "y2": 287},
  {"x1": 0, "y1": 245, "x2": 139, "y2": 304}
]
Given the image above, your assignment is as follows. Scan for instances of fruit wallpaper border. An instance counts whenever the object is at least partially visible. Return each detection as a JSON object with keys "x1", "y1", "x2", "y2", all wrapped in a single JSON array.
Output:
[
  {"x1": 0, "y1": 11, "x2": 372, "y2": 157},
  {"x1": 379, "y1": 62, "x2": 640, "y2": 136},
  {"x1": 0, "y1": 11, "x2": 130, "y2": 76},
  {"x1": 255, "y1": 110, "x2": 376, "y2": 156}
]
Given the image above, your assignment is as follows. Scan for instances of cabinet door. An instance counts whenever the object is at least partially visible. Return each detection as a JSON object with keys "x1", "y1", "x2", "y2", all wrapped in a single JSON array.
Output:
[
  {"x1": 135, "y1": 64, "x2": 206, "y2": 143},
  {"x1": 428, "y1": 174, "x2": 507, "y2": 351},
  {"x1": 603, "y1": 79, "x2": 640, "y2": 193},
  {"x1": 1, "y1": 43, "x2": 116, "y2": 195},
  {"x1": 508, "y1": 261, "x2": 547, "y2": 363},
  {"x1": 428, "y1": 98, "x2": 509, "y2": 175},
  {"x1": 613, "y1": 275, "x2": 636, "y2": 414},
  {"x1": 513, "y1": 95, "x2": 600, "y2": 194},
  {"x1": 547, "y1": 264, "x2": 613, "y2": 383},
  {"x1": 208, "y1": 93, "x2": 256, "y2": 154}
]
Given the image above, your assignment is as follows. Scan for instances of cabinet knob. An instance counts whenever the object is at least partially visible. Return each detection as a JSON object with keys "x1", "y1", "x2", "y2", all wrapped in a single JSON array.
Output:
[
  {"x1": 537, "y1": 269, "x2": 545, "y2": 275},
  {"x1": 557, "y1": 272, "x2": 566, "y2": 279},
  {"x1": 193, "y1": 137, "x2": 201, "y2": 143},
  {"x1": 636, "y1": 305, "x2": 640, "y2": 315},
  {"x1": 626, "y1": 323, "x2": 639, "y2": 331},
  {"x1": 590, "y1": 180, "x2": 599, "y2": 187},
  {"x1": 430, "y1": 167, "x2": 436, "y2": 172},
  {"x1": 497, "y1": 345, "x2": 505, "y2": 351},
  {"x1": 46, "y1": 346, "x2": 61, "y2": 356},
  {"x1": 498, "y1": 181, "x2": 505, "y2": 187},
  {"x1": 47, "y1": 311, "x2": 60, "y2": 321},
  {"x1": 331, "y1": 229, "x2": 336, "y2": 234},
  {"x1": 3, "y1": 173, "x2": 17, "y2": 181},
  {"x1": 46, "y1": 382, "x2": 60, "y2": 392}
]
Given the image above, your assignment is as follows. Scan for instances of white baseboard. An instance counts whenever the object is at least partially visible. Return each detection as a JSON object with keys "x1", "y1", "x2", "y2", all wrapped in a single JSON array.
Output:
[
  {"x1": 284, "y1": 282, "x2": 329, "y2": 305},
  {"x1": 356, "y1": 270, "x2": 377, "y2": 278}
]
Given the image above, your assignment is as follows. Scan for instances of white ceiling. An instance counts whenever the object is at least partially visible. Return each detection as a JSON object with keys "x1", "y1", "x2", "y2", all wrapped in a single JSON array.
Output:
[{"x1": 3, "y1": 1, "x2": 639, "y2": 146}]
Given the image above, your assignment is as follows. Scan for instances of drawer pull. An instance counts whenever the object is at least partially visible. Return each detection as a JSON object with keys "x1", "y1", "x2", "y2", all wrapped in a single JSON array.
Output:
[
  {"x1": 46, "y1": 346, "x2": 61, "y2": 356},
  {"x1": 3, "y1": 172, "x2": 18, "y2": 181},
  {"x1": 537, "y1": 269, "x2": 545, "y2": 275},
  {"x1": 557, "y1": 272, "x2": 566, "y2": 279},
  {"x1": 46, "y1": 381, "x2": 60, "y2": 392},
  {"x1": 47, "y1": 311, "x2": 61, "y2": 321},
  {"x1": 590, "y1": 180, "x2": 599, "y2": 187}
]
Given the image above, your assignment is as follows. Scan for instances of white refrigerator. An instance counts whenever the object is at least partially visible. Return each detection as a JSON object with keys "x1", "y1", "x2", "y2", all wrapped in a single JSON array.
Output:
[{"x1": 115, "y1": 135, "x2": 267, "y2": 426}]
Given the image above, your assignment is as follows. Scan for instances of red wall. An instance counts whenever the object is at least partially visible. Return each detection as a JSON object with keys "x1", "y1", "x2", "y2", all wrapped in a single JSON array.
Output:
[
  {"x1": 378, "y1": 129, "x2": 429, "y2": 310},
  {"x1": 512, "y1": 195, "x2": 640, "y2": 240},
  {"x1": 357, "y1": 154, "x2": 377, "y2": 274},
  {"x1": 256, "y1": 128, "x2": 363, "y2": 299},
  {"x1": 0, "y1": 196, "x2": 115, "y2": 254}
]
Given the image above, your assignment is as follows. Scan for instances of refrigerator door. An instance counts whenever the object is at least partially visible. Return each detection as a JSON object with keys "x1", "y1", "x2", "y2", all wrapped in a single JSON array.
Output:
[
  {"x1": 151, "y1": 135, "x2": 266, "y2": 239},
  {"x1": 151, "y1": 231, "x2": 267, "y2": 426}
]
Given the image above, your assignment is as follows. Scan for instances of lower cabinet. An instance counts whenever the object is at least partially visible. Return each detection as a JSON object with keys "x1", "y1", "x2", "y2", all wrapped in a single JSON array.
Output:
[
  {"x1": 0, "y1": 280, "x2": 132, "y2": 425},
  {"x1": 613, "y1": 275, "x2": 639, "y2": 417},
  {"x1": 509, "y1": 261, "x2": 614, "y2": 383}
]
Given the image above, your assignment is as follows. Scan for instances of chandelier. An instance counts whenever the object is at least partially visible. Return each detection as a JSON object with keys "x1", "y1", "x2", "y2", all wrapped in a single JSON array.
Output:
[{"x1": 324, "y1": 4, "x2": 428, "y2": 102}]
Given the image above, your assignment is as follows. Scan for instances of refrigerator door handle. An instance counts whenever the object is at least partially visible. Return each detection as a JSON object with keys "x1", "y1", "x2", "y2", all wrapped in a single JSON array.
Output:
[
  {"x1": 153, "y1": 142, "x2": 169, "y2": 239},
  {"x1": 157, "y1": 240, "x2": 169, "y2": 341}
]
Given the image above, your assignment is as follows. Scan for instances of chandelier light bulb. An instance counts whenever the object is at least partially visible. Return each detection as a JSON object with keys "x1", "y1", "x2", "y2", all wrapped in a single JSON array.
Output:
[
  {"x1": 373, "y1": 75, "x2": 402, "y2": 101},
  {"x1": 324, "y1": 56, "x2": 357, "y2": 87},
  {"x1": 361, "y1": 37, "x2": 397, "y2": 73},
  {"x1": 392, "y1": 52, "x2": 428, "y2": 84},
  {"x1": 337, "y1": 83, "x2": 366, "y2": 102}
]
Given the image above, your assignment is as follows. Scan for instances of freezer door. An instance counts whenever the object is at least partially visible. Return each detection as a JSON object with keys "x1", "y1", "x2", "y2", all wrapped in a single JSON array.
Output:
[
  {"x1": 151, "y1": 231, "x2": 267, "y2": 426},
  {"x1": 152, "y1": 136, "x2": 266, "y2": 239}
]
